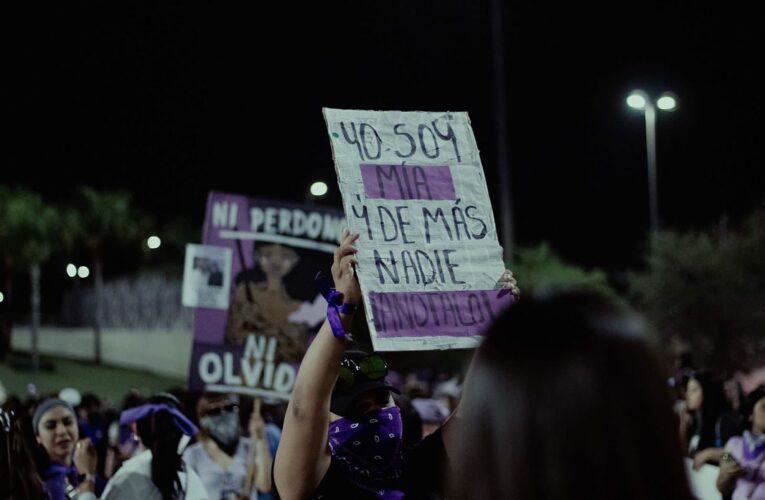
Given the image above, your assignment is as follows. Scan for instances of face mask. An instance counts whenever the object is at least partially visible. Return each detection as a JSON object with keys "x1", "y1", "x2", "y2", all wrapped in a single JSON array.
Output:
[
  {"x1": 328, "y1": 407, "x2": 404, "y2": 499},
  {"x1": 200, "y1": 411, "x2": 240, "y2": 455}
]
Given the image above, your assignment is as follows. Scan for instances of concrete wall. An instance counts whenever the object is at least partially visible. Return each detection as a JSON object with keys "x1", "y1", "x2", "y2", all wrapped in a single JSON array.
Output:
[{"x1": 11, "y1": 326, "x2": 193, "y2": 379}]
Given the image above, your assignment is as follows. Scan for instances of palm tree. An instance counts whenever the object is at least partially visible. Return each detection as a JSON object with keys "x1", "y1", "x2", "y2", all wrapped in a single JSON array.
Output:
[
  {"x1": 75, "y1": 188, "x2": 144, "y2": 364},
  {"x1": 0, "y1": 189, "x2": 58, "y2": 370}
]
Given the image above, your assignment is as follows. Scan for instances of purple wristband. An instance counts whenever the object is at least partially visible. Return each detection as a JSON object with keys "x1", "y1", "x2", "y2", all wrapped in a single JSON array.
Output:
[{"x1": 315, "y1": 273, "x2": 357, "y2": 339}]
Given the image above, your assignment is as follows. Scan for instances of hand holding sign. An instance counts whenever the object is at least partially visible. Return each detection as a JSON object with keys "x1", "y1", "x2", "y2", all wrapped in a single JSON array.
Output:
[
  {"x1": 331, "y1": 229, "x2": 361, "y2": 307},
  {"x1": 496, "y1": 269, "x2": 520, "y2": 301}
]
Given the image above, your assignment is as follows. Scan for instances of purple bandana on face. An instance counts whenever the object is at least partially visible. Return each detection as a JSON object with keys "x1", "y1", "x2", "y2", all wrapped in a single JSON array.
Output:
[{"x1": 328, "y1": 406, "x2": 405, "y2": 500}]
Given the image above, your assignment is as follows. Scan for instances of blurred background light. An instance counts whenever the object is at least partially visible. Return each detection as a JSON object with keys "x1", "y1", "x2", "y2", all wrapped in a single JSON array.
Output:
[
  {"x1": 77, "y1": 266, "x2": 90, "y2": 279},
  {"x1": 147, "y1": 235, "x2": 162, "y2": 249},
  {"x1": 310, "y1": 181, "x2": 329, "y2": 197},
  {"x1": 627, "y1": 91, "x2": 647, "y2": 110}
]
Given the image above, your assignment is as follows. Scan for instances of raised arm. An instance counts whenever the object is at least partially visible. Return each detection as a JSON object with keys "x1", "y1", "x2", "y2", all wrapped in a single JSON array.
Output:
[
  {"x1": 273, "y1": 230, "x2": 360, "y2": 500},
  {"x1": 244, "y1": 399, "x2": 273, "y2": 495}
]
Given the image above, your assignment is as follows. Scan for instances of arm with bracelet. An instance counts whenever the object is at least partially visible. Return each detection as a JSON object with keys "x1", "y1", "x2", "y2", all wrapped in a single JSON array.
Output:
[{"x1": 273, "y1": 229, "x2": 360, "y2": 500}]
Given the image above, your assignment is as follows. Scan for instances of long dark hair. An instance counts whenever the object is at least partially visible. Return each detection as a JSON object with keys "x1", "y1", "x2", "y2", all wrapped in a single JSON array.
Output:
[
  {"x1": 689, "y1": 370, "x2": 729, "y2": 450},
  {"x1": 1, "y1": 408, "x2": 46, "y2": 500},
  {"x1": 134, "y1": 394, "x2": 185, "y2": 500},
  {"x1": 450, "y1": 290, "x2": 693, "y2": 500},
  {"x1": 743, "y1": 385, "x2": 765, "y2": 431}
]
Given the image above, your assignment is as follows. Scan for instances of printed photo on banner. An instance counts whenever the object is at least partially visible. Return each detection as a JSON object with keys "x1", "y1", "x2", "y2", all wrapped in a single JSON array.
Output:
[
  {"x1": 182, "y1": 244, "x2": 233, "y2": 309},
  {"x1": 323, "y1": 108, "x2": 514, "y2": 352},
  {"x1": 186, "y1": 192, "x2": 345, "y2": 400}
]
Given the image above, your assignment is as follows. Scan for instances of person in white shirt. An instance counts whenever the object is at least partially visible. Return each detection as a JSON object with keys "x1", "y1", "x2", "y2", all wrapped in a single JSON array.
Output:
[
  {"x1": 101, "y1": 393, "x2": 208, "y2": 500},
  {"x1": 183, "y1": 394, "x2": 272, "y2": 500}
]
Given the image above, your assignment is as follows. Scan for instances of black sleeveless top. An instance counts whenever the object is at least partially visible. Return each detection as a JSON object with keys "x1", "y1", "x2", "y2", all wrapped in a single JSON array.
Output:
[{"x1": 273, "y1": 428, "x2": 447, "y2": 500}]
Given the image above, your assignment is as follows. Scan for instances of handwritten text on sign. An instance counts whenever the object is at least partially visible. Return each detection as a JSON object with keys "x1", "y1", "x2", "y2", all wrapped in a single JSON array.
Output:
[{"x1": 325, "y1": 109, "x2": 510, "y2": 351}]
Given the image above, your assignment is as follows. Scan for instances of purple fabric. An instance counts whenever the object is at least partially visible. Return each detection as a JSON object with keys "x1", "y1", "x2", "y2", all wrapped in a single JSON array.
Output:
[
  {"x1": 360, "y1": 164, "x2": 456, "y2": 200},
  {"x1": 369, "y1": 289, "x2": 514, "y2": 338},
  {"x1": 119, "y1": 404, "x2": 198, "y2": 436},
  {"x1": 316, "y1": 272, "x2": 355, "y2": 339},
  {"x1": 328, "y1": 407, "x2": 404, "y2": 499},
  {"x1": 743, "y1": 431, "x2": 765, "y2": 461},
  {"x1": 43, "y1": 463, "x2": 78, "y2": 500},
  {"x1": 726, "y1": 433, "x2": 765, "y2": 499}
]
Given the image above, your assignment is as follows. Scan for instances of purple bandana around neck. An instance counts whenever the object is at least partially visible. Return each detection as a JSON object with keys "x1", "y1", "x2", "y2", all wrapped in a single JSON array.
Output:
[
  {"x1": 743, "y1": 430, "x2": 765, "y2": 461},
  {"x1": 328, "y1": 406, "x2": 405, "y2": 500},
  {"x1": 120, "y1": 403, "x2": 198, "y2": 436}
]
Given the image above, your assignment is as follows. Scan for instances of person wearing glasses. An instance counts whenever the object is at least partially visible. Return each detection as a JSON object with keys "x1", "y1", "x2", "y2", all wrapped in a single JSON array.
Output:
[
  {"x1": 183, "y1": 394, "x2": 272, "y2": 499},
  {"x1": 273, "y1": 230, "x2": 519, "y2": 499}
]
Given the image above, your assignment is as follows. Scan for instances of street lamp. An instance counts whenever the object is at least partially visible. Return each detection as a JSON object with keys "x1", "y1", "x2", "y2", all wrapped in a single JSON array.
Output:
[
  {"x1": 627, "y1": 90, "x2": 677, "y2": 235},
  {"x1": 147, "y1": 235, "x2": 162, "y2": 250},
  {"x1": 67, "y1": 263, "x2": 89, "y2": 280},
  {"x1": 309, "y1": 181, "x2": 329, "y2": 198}
]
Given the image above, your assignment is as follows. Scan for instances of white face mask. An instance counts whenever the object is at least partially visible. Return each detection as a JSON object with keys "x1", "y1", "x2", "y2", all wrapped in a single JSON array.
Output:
[{"x1": 201, "y1": 411, "x2": 241, "y2": 454}]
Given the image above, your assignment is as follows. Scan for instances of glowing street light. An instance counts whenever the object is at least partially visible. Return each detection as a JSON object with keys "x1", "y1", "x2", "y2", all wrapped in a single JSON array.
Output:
[
  {"x1": 66, "y1": 263, "x2": 77, "y2": 278},
  {"x1": 77, "y1": 266, "x2": 90, "y2": 279},
  {"x1": 0, "y1": 291, "x2": 4, "y2": 303},
  {"x1": 147, "y1": 235, "x2": 162, "y2": 249},
  {"x1": 626, "y1": 89, "x2": 678, "y2": 235},
  {"x1": 310, "y1": 181, "x2": 329, "y2": 197},
  {"x1": 657, "y1": 93, "x2": 678, "y2": 111},
  {"x1": 626, "y1": 92, "x2": 647, "y2": 110}
]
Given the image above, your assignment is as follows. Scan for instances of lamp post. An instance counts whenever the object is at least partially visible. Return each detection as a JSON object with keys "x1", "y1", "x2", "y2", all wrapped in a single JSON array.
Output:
[{"x1": 627, "y1": 90, "x2": 677, "y2": 235}]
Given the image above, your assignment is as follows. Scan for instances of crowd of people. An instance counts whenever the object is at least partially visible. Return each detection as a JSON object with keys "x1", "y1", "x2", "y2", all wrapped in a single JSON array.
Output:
[{"x1": 2, "y1": 230, "x2": 764, "y2": 499}]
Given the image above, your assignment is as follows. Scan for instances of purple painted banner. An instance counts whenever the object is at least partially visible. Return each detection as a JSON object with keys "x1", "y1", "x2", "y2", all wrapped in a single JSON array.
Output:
[
  {"x1": 360, "y1": 164, "x2": 456, "y2": 200},
  {"x1": 187, "y1": 192, "x2": 343, "y2": 393},
  {"x1": 369, "y1": 289, "x2": 514, "y2": 338}
]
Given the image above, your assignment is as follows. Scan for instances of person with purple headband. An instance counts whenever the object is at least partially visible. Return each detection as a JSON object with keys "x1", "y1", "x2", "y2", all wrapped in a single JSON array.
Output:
[
  {"x1": 100, "y1": 393, "x2": 207, "y2": 500},
  {"x1": 273, "y1": 230, "x2": 519, "y2": 500},
  {"x1": 717, "y1": 385, "x2": 765, "y2": 498}
]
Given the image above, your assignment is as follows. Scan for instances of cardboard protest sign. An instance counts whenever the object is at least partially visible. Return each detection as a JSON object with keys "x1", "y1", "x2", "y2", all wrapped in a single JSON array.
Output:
[
  {"x1": 186, "y1": 191, "x2": 344, "y2": 399},
  {"x1": 323, "y1": 109, "x2": 513, "y2": 351}
]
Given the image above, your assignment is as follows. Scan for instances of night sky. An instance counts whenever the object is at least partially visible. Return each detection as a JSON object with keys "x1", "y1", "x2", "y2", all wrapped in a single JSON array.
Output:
[{"x1": 5, "y1": 1, "x2": 764, "y2": 274}]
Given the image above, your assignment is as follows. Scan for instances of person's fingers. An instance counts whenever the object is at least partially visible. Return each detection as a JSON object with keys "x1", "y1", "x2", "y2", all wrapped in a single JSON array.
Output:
[
  {"x1": 334, "y1": 237, "x2": 359, "y2": 265},
  {"x1": 333, "y1": 245, "x2": 344, "y2": 266},
  {"x1": 339, "y1": 255, "x2": 359, "y2": 275},
  {"x1": 340, "y1": 254, "x2": 359, "y2": 270},
  {"x1": 337, "y1": 244, "x2": 358, "y2": 259},
  {"x1": 341, "y1": 231, "x2": 359, "y2": 246}
]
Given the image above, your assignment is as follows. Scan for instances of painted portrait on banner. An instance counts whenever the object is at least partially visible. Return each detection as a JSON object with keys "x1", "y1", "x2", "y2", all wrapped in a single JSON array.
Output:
[{"x1": 185, "y1": 192, "x2": 344, "y2": 399}]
